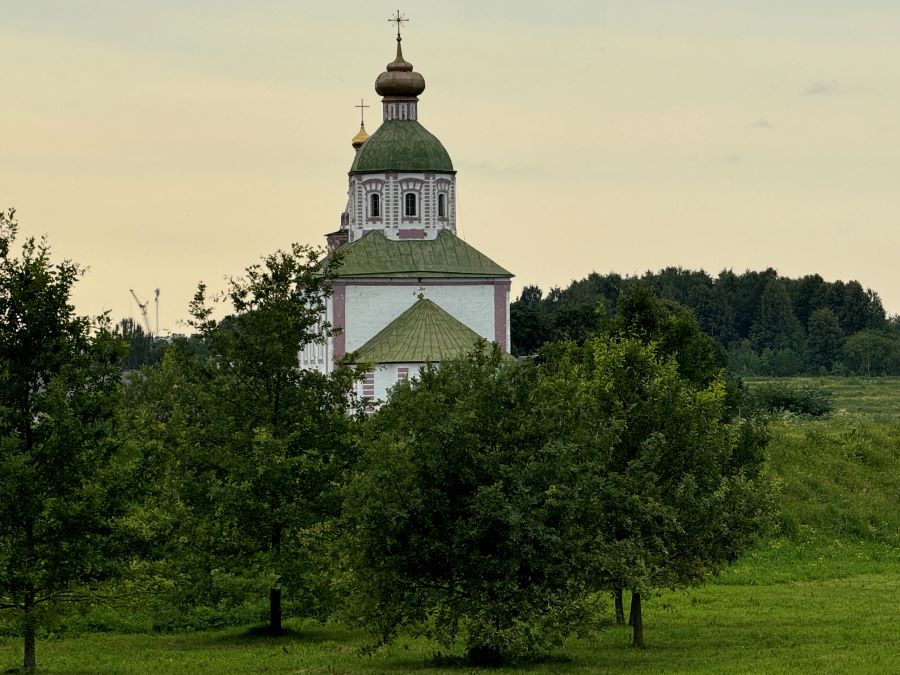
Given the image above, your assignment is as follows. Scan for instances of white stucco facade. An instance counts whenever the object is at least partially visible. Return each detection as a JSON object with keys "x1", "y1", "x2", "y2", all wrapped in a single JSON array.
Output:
[
  {"x1": 347, "y1": 171, "x2": 456, "y2": 243},
  {"x1": 343, "y1": 282, "x2": 495, "y2": 352}
]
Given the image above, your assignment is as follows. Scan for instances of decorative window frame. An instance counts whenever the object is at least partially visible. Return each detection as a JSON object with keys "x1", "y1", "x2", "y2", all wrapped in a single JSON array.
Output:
[
  {"x1": 399, "y1": 178, "x2": 424, "y2": 223},
  {"x1": 435, "y1": 178, "x2": 452, "y2": 222},
  {"x1": 361, "y1": 178, "x2": 384, "y2": 222},
  {"x1": 404, "y1": 193, "x2": 418, "y2": 218}
]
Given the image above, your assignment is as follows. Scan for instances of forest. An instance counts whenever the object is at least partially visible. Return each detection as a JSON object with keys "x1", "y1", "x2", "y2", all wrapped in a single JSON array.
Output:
[{"x1": 511, "y1": 267, "x2": 899, "y2": 375}]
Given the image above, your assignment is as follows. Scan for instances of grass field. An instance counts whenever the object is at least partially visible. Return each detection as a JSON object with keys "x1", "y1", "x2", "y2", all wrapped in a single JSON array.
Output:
[{"x1": 2, "y1": 377, "x2": 899, "y2": 673}]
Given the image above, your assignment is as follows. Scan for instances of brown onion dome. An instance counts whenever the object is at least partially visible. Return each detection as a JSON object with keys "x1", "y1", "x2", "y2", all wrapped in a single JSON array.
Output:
[{"x1": 375, "y1": 38, "x2": 425, "y2": 97}]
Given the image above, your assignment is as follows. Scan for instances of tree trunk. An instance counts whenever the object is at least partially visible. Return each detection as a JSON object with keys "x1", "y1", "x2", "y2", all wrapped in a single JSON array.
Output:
[
  {"x1": 269, "y1": 587, "x2": 283, "y2": 635},
  {"x1": 614, "y1": 584, "x2": 625, "y2": 625},
  {"x1": 630, "y1": 591, "x2": 645, "y2": 648},
  {"x1": 24, "y1": 592, "x2": 36, "y2": 673},
  {"x1": 628, "y1": 590, "x2": 636, "y2": 626},
  {"x1": 269, "y1": 522, "x2": 283, "y2": 635}
]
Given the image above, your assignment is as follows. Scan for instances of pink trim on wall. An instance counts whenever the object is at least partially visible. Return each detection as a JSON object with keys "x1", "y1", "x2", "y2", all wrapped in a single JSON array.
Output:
[
  {"x1": 332, "y1": 283, "x2": 346, "y2": 360},
  {"x1": 339, "y1": 278, "x2": 509, "y2": 286},
  {"x1": 398, "y1": 229, "x2": 426, "y2": 239},
  {"x1": 494, "y1": 280, "x2": 511, "y2": 351}
]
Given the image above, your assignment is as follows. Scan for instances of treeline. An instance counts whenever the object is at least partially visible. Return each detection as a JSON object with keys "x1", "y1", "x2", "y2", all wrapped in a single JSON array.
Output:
[
  {"x1": 1, "y1": 209, "x2": 775, "y2": 670},
  {"x1": 512, "y1": 267, "x2": 900, "y2": 375}
]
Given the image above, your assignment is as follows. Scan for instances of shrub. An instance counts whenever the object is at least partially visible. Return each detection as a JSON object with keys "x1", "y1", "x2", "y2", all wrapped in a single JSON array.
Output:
[{"x1": 749, "y1": 382, "x2": 833, "y2": 416}]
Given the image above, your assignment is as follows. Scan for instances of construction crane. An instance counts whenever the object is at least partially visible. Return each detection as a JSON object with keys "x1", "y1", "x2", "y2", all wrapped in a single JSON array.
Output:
[
  {"x1": 154, "y1": 288, "x2": 160, "y2": 336},
  {"x1": 129, "y1": 289, "x2": 152, "y2": 336}
]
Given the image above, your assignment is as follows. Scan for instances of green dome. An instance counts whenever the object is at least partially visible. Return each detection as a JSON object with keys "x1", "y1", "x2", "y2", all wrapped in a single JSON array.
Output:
[{"x1": 350, "y1": 119, "x2": 454, "y2": 174}]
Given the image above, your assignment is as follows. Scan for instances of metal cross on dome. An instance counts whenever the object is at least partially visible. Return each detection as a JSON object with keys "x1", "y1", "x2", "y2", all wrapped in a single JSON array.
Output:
[
  {"x1": 389, "y1": 10, "x2": 408, "y2": 40},
  {"x1": 355, "y1": 99, "x2": 370, "y2": 125}
]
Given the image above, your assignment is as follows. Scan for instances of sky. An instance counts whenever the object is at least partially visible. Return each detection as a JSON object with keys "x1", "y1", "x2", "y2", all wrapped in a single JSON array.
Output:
[{"x1": 2, "y1": 1, "x2": 899, "y2": 334}]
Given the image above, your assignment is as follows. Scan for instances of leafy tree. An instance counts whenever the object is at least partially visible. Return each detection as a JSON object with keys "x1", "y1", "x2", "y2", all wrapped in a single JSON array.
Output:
[
  {"x1": 600, "y1": 284, "x2": 726, "y2": 388},
  {"x1": 114, "y1": 317, "x2": 165, "y2": 370},
  {"x1": 509, "y1": 285, "x2": 547, "y2": 355},
  {"x1": 750, "y1": 278, "x2": 804, "y2": 354},
  {"x1": 823, "y1": 280, "x2": 886, "y2": 335},
  {"x1": 166, "y1": 243, "x2": 358, "y2": 634},
  {"x1": 805, "y1": 307, "x2": 843, "y2": 373},
  {"x1": 645, "y1": 267, "x2": 737, "y2": 345},
  {"x1": 541, "y1": 337, "x2": 774, "y2": 648},
  {"x1": 786, "y1": 273, "x2": 826, "y2": 328},
  {"x1": 0, "y1": 209, "x2": 127, "y2": 672},
  {"x1": 345, "y1": 345, "x2": 603, "y2": 665},
  {"x1": 717, "y1": 268, "x2": 777, "y2": 339},
  {"x1": 844, "y1": 329, "x2": 900, "y2": 375}
]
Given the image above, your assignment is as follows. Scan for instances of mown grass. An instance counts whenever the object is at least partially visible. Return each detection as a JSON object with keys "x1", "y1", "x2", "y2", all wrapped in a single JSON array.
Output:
[
  {"x1": 2, "y1": 377, "x2": 899, "y2": 673},
  {"x1": 3, "y1": 548, "x2": 898, "y2": 675}
]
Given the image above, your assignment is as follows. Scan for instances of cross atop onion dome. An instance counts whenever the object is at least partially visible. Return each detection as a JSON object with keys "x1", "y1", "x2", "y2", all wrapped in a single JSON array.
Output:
[{"x1": 375, "y1": 11, "x2": 425, "y2": 98}]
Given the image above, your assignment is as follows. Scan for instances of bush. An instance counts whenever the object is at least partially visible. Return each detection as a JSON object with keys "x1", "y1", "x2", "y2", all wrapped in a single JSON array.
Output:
[{"x1": 749, "y1": 382, "x2": 833, "y2": 417}]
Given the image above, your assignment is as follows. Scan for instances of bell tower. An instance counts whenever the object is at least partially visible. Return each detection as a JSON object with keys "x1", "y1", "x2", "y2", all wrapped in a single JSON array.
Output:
[{"x1": 337, "y1": 14, "x2": 457, "y2": 243}]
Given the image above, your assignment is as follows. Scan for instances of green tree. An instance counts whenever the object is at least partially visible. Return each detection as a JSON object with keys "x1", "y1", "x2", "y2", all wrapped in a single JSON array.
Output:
[
  {"x1": 600, "y1": 284, "x2": 726, "y2": 388},
  {"x1": 805, "y1": 307, "x2": 843, "y2": 372},
  {"x1": 509, "y1": 285, "x2": 547, "y2": 355},
  {"x1": 542, "y1": 337, "x2": 774, "y2": 648},
  {"x1": 114, "y1": 317, "x2": 165, "y2": 370},
  {"x1": 0, "y1": 210, "x2": 127, "y2": 672},
  {"x1": 750, "y1": 278, "x2": 804, "y2": 352},
  {"x1": 169, "y1": 243, "x2": 358, "y2": 634},
  {"x1": 844, "y1": 329, "x2": 900, "y2": 375},
  {"x1": 345, "y1": 345, "x2": 604, "y2": 665}
]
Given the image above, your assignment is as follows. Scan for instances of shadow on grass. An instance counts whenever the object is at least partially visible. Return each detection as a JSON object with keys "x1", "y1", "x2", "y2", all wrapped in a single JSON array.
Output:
[
  {"x1": 375, "y1": 650, "x2": 575, "y2": 672},
  {"x1": 189, "y1": 622, "x2": 363, "y2": 649}
]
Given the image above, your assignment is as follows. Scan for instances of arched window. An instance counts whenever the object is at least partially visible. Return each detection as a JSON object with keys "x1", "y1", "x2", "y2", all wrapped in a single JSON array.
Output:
[
  {"x1": 437, "y1": 193, "x2": 446, "y2": 218},
  {"x1": 404, "y1": 192, "x2": 417, "y2": 217},
  {"x1": 370, "y1": 193, "x2": 381, "y2": 218}
]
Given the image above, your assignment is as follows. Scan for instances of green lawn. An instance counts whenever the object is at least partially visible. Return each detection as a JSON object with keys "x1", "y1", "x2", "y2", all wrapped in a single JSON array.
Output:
[
  {"x1": 4, "y1": 546, "x2": 898, "y2": 675},
  {"x1": 3, "y1": 376, "x2": 899, "y2": 673}
]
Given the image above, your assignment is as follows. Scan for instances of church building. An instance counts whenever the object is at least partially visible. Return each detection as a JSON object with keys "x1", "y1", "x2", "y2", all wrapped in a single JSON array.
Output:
[{"x1": 300, "y1": 23, "x2": 513, "y2": 402}]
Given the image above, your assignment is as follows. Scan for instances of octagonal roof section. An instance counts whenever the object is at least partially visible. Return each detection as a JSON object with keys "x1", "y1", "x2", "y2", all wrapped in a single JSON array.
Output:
[{"x1": 350, "y1": 120, "x2": 454, "y2": 174}]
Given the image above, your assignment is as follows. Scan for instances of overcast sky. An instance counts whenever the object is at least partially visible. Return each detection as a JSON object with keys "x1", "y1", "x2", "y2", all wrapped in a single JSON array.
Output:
[{"x1": 2, "y1": 1, "x2": 899, "y2": 334}]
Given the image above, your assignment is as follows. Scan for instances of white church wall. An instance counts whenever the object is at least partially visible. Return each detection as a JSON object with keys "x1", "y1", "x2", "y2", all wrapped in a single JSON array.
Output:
[
  {"x1": 355, "y1": 362, "x2": 424, "y2": 405},
  {"x1": 343, "y1": 282, "x2": 495, "y2": 353},
  {"x1": 297, "y1": 301, "x2": 335, "y2": 375},
  {"x1": 348, "y1": 171, "x2": 456, "y2": 241}
]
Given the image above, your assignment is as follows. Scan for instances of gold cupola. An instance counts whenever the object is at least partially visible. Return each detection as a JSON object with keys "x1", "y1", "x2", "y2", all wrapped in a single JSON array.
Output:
[{"x1": 351, "y1": 122, "x2": 369, "y2": 151}]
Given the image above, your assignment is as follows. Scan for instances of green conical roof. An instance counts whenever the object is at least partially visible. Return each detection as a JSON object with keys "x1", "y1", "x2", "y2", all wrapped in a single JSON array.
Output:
[
  {"x1": 350, "y1": 119, "x2": 454, "y2": 174},
  {"x1": 331, "y1": 229, "x2": 512, "y2": 279},
  {"x1": 350, "y1": 298, "x2": 482, "y2": 364}
]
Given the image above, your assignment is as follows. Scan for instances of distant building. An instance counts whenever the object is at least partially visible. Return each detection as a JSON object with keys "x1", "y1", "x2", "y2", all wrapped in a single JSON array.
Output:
[{"x1": 300, "y1": 26, "x2": 512, "y2": 402}]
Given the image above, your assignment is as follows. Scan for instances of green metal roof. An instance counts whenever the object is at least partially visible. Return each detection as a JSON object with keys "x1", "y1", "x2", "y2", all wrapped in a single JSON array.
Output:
[
  {"x1": 350, "y1": 298, "x2": 482, "y2": 364},
  {"x1": 332, "y1": 229, "x2": 512, "y2": 279},
  {"x1": 350, "y1": 119, "x2": 454, "y2": 174}
]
